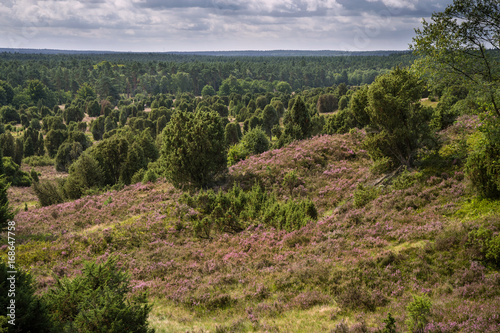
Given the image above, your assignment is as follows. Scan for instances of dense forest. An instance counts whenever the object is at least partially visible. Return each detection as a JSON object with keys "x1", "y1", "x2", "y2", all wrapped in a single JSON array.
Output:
[{"x1": 1, "y1": 0, "x2": 500, "y2": 332}]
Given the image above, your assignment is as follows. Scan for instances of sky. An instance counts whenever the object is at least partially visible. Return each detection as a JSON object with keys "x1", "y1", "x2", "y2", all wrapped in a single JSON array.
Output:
[{"x1": 0, "y1": 0, "x2": 454, "y2": 52}]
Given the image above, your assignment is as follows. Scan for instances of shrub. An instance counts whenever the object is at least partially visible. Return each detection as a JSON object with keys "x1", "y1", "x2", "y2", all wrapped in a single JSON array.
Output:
[
  {"x1": 64, "y1": 153, "x2": 105, "y2": 200},
  {"x1": 466, "y1": 226, "x2": 500, "y2": 267},
  {"x1": 182, "y1": 183, "x2": 318, "y2": 235},
  {"x1": 0, "y1": 261, "x2": 52, "y2": 332},
  {"x1": 44, "y1": 257, "x2": 154, "y2": 333},
  {"x1": 0, "y1": 176, "x2": 14, "y2": 232},
  {"x1": 55, "y1": 141, "x2": 83, "y2": 172},
  {"x1": 142, "y1": 169, "x2": 158, "y2": 184},
  {"x1": 131, "y1": 168, "x2": 146, "y2": 184},
  {"x1": 2, "y1": 157, "x2": 31, "y2": 187},
  {"x1": 465, "y1": 114, "x2": 500, "y2": 198},
  {"x1": 391, "y1": 167, "x2": 422, "y2": 190},
  {"x1": 382, "y1": 312, "x2": 397, "y2": 333},
  {"x1": 23, "y1": 155, "x2": 55, "y2": 167},
  {"x1": 227, "y1": 144, "x2": 248, "y2": 167},
  {"x1": 406, "y1": 295, "x2": 432, "y2": 333},
  {"x1": 32, "y1": 180, "x2": 65, "y2": 206},
  {"x1": 353, "y1": 184, "x2": 379, "y2": 209},
  {"x1": 241, "y1": 127, "x2": 269, "y2": 155},
  {"x1": 289, "y1": 291, "x2": 330, "y2": 310}
]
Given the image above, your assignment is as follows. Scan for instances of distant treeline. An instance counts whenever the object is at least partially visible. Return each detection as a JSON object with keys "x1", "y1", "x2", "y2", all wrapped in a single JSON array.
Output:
[{"x1": 0, "y1": 51, "x2": 415, "y2": 99}]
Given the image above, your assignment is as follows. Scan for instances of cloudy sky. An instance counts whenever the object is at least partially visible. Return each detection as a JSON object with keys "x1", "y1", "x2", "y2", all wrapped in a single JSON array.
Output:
[{"x1": 0, "y1": 0, "x2": 453, "y2": 52}]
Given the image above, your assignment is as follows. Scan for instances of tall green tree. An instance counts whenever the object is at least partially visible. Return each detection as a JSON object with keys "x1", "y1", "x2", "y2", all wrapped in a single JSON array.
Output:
[
  {"x1": 363, "y1": 68, "x2": 433, "y2": 167},
  {"x1": 261, "y1": 104, "x2": 279, "y2": 137},
  {"x1": 161, "y1": 110, "x2": 226, "y2": 188},
  {"x1": 279, "y1": 96, "x2": 312, "y2": 146},
  {"x1": 26, "y1": 80, "x2": 47, "y2": 104},
  {"x1": 76, "y1": 82, "x2": 97, "y2": 101},
  {"x1": 411, "y1": 0, "x2": 500, "y2": 115},
  {"x1": 0, "y1": 81, "x2": 14, "y2": 106}
]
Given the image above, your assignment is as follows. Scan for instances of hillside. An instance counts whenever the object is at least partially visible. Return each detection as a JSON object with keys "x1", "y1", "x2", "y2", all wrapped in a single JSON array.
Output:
[{"x1": 6, "y1": 115, "x2": 500, "y2": 332}]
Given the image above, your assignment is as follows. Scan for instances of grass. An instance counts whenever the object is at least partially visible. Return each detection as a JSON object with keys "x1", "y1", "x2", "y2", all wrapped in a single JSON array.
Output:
[{"x1": 421, "y1": 97, "x2": 439, "y2": 108}]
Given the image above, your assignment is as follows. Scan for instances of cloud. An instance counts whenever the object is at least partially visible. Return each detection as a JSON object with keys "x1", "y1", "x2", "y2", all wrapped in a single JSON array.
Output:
[{"x1": 0, "y1": 0, "x2": 454, "y2": 51}]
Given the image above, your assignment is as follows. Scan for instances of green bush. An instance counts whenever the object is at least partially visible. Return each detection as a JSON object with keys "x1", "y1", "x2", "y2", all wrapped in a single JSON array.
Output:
[
  {"x1": 0, "y1": 261, "x2": 52, "y2": 332},
  {"x1": 465, "y1": 115, "x2": 500, "y2": 198},
  {"x1": 0, "y1": 176, "x2": 14, "y2": 232},
  {"x1": 182, "y1": 183, "x2": 318, "y2": 235},
  {"x1": 161, "y1": 110, "x2": 226, "y2": 188},
  {"x1": 406, "y1": 294, "x2": 432, "y2": 333},
  {"x1": 44, "y1": 257, "x2": 154, "y2": 333},
  {"x1": 23, "y1": 155, "x2": 55, "y2": 167},
  {"x1": 241, "y1": 127, "x2": 269, "y2": 155},
  {"x1": 142, "y1": 169, "x2": 158, "y2": 184},
  {"x1": 353, "y1": 184, "x2": 379, "y2": 209},
  {"x1": 2, "y1": 157, "x2": 31, "y2": 187},
  {"x1": 362, "y1": 68, "x2": 433, "y2": 168},
  {"x1": 467, "y1": 226, "x2": 500, "y2": 267},
  {"x1": 32, "y1": 180, "x2": 65, "y2": 207},
  {"x1": 392, "y1": 168, "x2": 422, "y2": 190},
  {"x1": 131, "y1": 168, "x2": 146, "y2": 184}
]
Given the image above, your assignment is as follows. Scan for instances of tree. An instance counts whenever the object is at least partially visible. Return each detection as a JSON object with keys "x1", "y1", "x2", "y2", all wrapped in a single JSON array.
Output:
[
  {"x1": 411, "y1": 0, "x2": 500, "y2": 115},
  {"x1": 316, "y1": 94, "x2": 338, "y2": 113},
  {"x1": 87, "y1": 100, "x2": 101, "y2": 117},
  {"x1": 241, "y1": 127, "x2": 269, "y2": 155},
  {"x1": 44, "y1": 257, "x2": 154, "y2": 333},
  {"x1": 261, "y1": 104, "x2": 279, "y2": 137},
  {"x1": 90, "y1": 116, "x2": 105, "y2": 141},
  {"x1": 349, "y1": 85, "x2": 371, "y2": 127},
  {"x1": 279, "y1": 96, "x2": 312, "y2": 146},
  {"x1": 465, "y1": 113, "x2": 500, "y2": 198},
  {"x1": 161, "y1": 110, "x2": 226, "y2": 188},
  {"x1": 276, "y1": 81, "x2": 292, "y2": 95},
  {"x1": 0, "y1": 81, "x2": 14, "y2": 106},
  {"x1": 137, "y1": 130, "x2": 159, "y2": 163},
  {"x1": 55, "y1": 142, "x2": 84, "y2": 172},
  {"x1": 14, "y1": 137, "x2": 23, "y2": 165},
  {"x1": 0, "y1": 175, "x2": 14, "y2": 232},
  {"x1": 64, "y1": 153, "x2": 105, "y2": 199},
  {"x1": 363, "y1": 68, "x2": 432, "y2": 167},
  {"x1": 120, "y1": 142, "x2": 146, "y2": 184},
  {"x1": 201, "y1": 84, "x2": 216, "y2": 97},
  {"x1": 63, "y1": 106, "x2": 84, "y2": 124},
  {"x1": 0, "y1": 261, "x2": 52, "y2": 332},
  {"x1": 26, "y1": 80, "x2": 47, "y2": 104},
  {"x1": 104, "y1": 115, "x2": 117, "y2": 132},
  {"x1": 0, "y1": 106, "x2": 20, "y2": 124},
  {"x1": 45, "y1": 129, "x2": 68, "y2": 158},
  {"x1": 92, "y1": 136, "x2": 129, "y2": 185},
  {"x1": 0, "y1": 132, "x2": 15, "y2": 158},
  {"x1": 224, "y1": 122, "x2": 241, "y2": 146},
  {"x1": 76, "y1": 82, "x2": 96, "y2": 101}
]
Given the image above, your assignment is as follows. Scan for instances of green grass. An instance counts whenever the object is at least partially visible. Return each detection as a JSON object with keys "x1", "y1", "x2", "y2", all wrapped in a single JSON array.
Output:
[{"x1": 421, "y1": 98, "x2": 439, "y2": 108}]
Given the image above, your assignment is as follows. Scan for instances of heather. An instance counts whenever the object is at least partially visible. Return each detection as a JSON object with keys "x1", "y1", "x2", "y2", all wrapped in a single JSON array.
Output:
[{"x1": 2, "y1": 119, "x2": 500, "y2": 331}]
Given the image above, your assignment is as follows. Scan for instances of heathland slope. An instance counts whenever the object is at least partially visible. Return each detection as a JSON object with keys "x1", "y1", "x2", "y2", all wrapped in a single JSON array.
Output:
[{"x1": 6, "y1": 116, "x2": 500, "y2": 332}]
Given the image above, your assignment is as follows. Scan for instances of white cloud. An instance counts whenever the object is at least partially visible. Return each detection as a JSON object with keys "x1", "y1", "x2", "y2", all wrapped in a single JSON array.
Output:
[{"x1": 0, "y1": 0, "x2": 454, "y2": 51}]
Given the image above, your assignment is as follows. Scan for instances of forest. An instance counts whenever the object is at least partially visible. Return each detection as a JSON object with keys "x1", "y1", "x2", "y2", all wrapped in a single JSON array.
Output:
[{"x1": 1, "y1": 0, "x2": 500, "y2": 332}]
